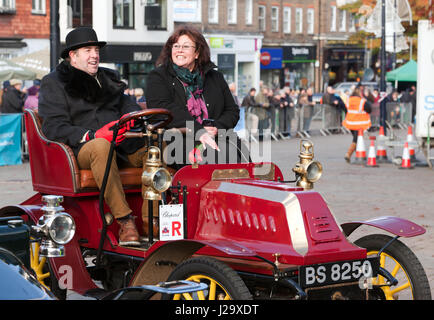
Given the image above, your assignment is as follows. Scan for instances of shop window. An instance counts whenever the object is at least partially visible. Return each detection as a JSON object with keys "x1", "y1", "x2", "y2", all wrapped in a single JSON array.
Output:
[
  {"x1": 330, "y1": 6, "x2": 336, "y2": 32},
  {"x1": 227, "y1": 0, "x2": 237, "y2": 25},
  {"x1": 307, "y1": 8, "x2": 314, "y2": 34},
  {"x1": 145, "y1": 0, "x2": 167, "y2": 30},
  {"x1": 208, "y1": 0, "x2": 218, "y2": 24},
  {"x1": 295, "y1": 8, "x2": 302, "y2": 34},
  {"x1": 32, "y1": 0, "x2": 45, "y2": 14},
  {"x1": 349, "y1": 13, "x2": 356, "y2": 32},
  {"x1": 283, "y1": 7, "x2": 291, "y2": 34},
  {"x1": 258, "y1": 5, "x2": 266, "y2": 31},
  {"x1": 113, "y1": 0, "x2": 134, "y2": 29},
  {"x1": 0, "y1": 0, "x2": 15, "y2": 13},
  {"x1": 271, "y1": 7, "x2": 279, "y2": 32},
  {"x1": 245, "y1": 0, "x2": 252, "y2": 25}
]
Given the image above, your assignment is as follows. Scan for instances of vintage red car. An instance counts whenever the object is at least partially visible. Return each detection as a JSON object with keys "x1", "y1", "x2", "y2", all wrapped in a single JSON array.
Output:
[{"x1": 0, "y1": 108, "x2": 430, "y2": 300}]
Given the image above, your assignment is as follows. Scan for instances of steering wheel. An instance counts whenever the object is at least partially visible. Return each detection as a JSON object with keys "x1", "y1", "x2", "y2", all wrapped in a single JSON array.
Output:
[{"x1": 119, "y1": 108, "x2": 173, "y2": 138}]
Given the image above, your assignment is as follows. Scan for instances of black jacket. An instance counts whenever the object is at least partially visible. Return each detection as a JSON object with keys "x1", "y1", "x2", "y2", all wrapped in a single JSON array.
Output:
[
  {"x1": 38, "y1": 61, "x2": 143, "y2": 157},
  {"x1": 1, "y1": 87, "x2": 24, "y2": 113},
  {"x1": 145, "y1": 62, "x2": 239, "y2": 135}
]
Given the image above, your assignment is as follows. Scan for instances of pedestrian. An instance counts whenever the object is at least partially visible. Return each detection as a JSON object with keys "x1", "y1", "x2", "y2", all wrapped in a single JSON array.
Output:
[
  {"x1": 342, "y1": 86, "x2": 372, "y2": 162},
  {"x1": 1, "y1": 79, "x2": 25, "y2": 113},
  {"x1": 255, "y1": 86, "x2": 271, "y2": 134},
  {"x1": 145, "y1": 24, "x2": 241, "y2": 165},
  {"x1": 38, "y1": 26, "x2": 147, "y2": 246},
  {"x1": 242, "y1": 88, "x2": 259, "y2": 135},
  {"x1": 24, "y1": 85, "x2": 39, "y2": 111},
  {"x1": 134, "y1": 87, "x2": 146, "y2": 109},
  {"x1": 280, "y1": 86, "x2": 295, "y2": 137},
  {"x1": 228, "y1": 82, "x2": 240, "y2": 107}
]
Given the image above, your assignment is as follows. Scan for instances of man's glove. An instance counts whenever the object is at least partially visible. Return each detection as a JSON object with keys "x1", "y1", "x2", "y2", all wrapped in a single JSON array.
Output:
[{"x1": 86, "y1": 117, "x2": 135, "y2": 146}]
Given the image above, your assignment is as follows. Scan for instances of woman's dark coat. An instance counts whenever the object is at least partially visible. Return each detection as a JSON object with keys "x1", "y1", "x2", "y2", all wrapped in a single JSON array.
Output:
[
  {"x1": 38, "y1": 61, "x2": 143, "y2": 157},
  {"x1": 145, "y1": 62, "x2": 240, "y2": 135}
]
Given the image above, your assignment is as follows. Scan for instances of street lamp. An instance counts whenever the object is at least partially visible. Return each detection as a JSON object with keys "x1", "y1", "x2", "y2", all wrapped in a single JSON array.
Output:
[
  {"x1": 50, "y1": 0, "x2": 60, "y2": 71},
  {"x1": 379, "y1": 0, "x2": 387, "y2": 133}
]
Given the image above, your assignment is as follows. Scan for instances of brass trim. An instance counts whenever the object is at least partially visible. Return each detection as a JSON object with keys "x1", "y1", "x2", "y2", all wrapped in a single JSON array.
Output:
[{"x1": 212, "y1": 168, "x2": 250, "y2": 180}]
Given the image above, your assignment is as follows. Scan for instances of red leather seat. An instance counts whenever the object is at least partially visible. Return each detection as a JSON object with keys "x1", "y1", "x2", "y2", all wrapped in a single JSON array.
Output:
[{"x1": 24, "y1": 109, "x2": 142, "y2": 196}]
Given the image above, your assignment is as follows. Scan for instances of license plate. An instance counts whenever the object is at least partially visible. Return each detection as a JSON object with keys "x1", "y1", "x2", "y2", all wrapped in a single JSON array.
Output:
[{"x1": 299, "y1": 257, "x2": 379, "y2": 288}]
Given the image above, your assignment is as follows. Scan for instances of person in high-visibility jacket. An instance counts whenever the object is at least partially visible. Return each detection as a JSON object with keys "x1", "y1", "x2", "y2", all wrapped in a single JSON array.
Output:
[{"x1": 342, "y1": 87, "x2": 372, "y2": 162}]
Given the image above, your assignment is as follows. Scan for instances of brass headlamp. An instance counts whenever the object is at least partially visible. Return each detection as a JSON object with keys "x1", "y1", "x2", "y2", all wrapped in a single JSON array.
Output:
[
  {"x1": 292, "y1": 140, "x2": 323, "y2": 190},
  {"x1": 141, "y1": 146, "x2": 172, "y2": 200}
]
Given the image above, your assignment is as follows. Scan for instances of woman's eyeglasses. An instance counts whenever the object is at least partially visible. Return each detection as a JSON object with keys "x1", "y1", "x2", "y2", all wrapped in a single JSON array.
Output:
[{"x1": 172, "y1": 44, "x2": 196, "y2": 51}]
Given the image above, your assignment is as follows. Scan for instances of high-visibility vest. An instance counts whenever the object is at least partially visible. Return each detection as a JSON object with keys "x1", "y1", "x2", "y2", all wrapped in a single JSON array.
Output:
[{"x1": 342, "y1": 96, "x2": 371, "y2": 130}]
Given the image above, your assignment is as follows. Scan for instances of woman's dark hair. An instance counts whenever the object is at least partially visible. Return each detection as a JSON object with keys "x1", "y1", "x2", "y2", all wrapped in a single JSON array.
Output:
[
  {"x1": 156, "y1": 24, "x2": 211, "y2": 71},
  {"x1": 351, "y1": 87, "x2": 362, "y2": 97}
]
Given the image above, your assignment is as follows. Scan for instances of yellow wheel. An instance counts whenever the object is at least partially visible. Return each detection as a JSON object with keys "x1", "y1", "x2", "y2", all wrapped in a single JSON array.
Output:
[
  {"x1": 355, "y1": 234, "x2": 431, "y2": 300},
  {"x1": 29, "y1": 237, "x2": 67, "y2": 299},
  {"x1": 30, "y1": 239, "x2": 51, "y2": 289},
  {"x1": 166, "y1": 257, "x2": 251, "y2": 300}
]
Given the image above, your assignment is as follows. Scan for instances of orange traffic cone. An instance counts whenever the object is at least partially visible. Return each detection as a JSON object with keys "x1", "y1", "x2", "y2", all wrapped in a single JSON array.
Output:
[
  {"x1": 399, "y1": 142, "x2": 414, "y2": 169},
  {"x1": 366, "y1": 137, "x2": 379, "y2": 167},
  {"x1": 376, "y1": 126, "x2": 389, "y2": 163},
  {"x1": 354, "y1": 129, "x2": 366, "y2": 164},
  {"x1": 406, "y1": 126, "x2": 416, "y2": 162}
]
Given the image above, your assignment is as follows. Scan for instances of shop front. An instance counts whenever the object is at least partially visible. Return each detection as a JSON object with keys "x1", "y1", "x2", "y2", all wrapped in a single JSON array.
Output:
[
  {"x1": 323, "y1": 46, "x2": 365, "y2": 85},
  {"x1": 99, "y1": 44, "x2": 163, "y2": 92},
  {"x1": 282, "y1": 45, "x2": 316, "y2": 90},
  {"x1": 205, "y1": 34, "x2": 262, "y2": 99},
  {"x1": 260, "y1": 47, "x2": 283, "y2": 90}
]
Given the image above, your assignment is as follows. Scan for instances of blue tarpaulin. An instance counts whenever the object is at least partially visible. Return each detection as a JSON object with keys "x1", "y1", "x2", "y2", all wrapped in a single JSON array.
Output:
[{"x1": 0, "y1": 114, "x2": 22, "y2": 166}]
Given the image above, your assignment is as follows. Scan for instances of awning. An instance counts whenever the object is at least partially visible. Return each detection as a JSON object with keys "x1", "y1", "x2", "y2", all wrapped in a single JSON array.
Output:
[
  {"x1": 386, "y1": 59, "x2": 417, "y2": 82},
  {"x1": 0, "y1": 59, "x2": 36, "y2": 82},
  {"x1": 10, "y1": 48, "x2": 50, "y2": 80}
]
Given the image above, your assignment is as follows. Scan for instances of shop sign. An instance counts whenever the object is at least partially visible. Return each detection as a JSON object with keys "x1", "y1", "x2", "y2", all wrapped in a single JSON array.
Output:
[
  {"x1": 260, "y1": 48, "x2": 282, "y2": 69},
  {"x1": 209, "y1": 37, "x2": 233, "y2": 49},
  {"x1": 133, "y1": 52, "x2": 153, "y2": 62},
  {"x1": 283, "y1": 46, "x2": 316, "y2": 63}
]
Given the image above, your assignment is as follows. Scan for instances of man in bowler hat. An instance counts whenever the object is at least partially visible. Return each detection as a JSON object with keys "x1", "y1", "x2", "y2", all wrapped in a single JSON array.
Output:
[{"x1": 38, "y1": 27, "x2": 147, "y2": 246}]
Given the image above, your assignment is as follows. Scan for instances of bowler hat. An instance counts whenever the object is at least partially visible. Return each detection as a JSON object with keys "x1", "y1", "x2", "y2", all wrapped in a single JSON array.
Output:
[{"x1": 61, "y1": 27, "x2": 106, "y2": 59}]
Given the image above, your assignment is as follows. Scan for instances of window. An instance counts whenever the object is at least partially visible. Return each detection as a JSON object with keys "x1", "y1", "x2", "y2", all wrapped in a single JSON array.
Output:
[
  {"x1": 245, "y1": 0, "x2": 252, "y2": 25},
  {"x1": 208, "y1": 0, "x2": 218, "y2": 23},
  {"x1": 227, "y1": 0, "x2": 237, "y2": 24},
  {"x1": 295, "y1": 8, "x2": 303, "y2": 34},
  {"x1": 307, "y1": 8, "x2": 314, "y2": 34},
  {"x1": 271, "y1": 6, "x2": 279, "y2": 32},
  {"x1": 32, "y1": 0, "x2": 46, "y2": 14},
  {"x1": 349, "y1": 13, "x2": 356, "y2": 32},
  {"x1": 339, "y1": 9, "x2": 346, "y2": 32},
  {"x1": 330, "y1": 6, "x2": 336, "y2": 32},
  {"x1": 0, "y1": 0, "x2": 15, "y2": 13},
  {"x1": 283, "y1": 7, "x2": 291, "y2": 34},
  {"x1": 113, "y1": 0, "x2": 134, "y2": 28},
  {"x1": 258, "y1": 5, "x2": 266, "y2": 31}
]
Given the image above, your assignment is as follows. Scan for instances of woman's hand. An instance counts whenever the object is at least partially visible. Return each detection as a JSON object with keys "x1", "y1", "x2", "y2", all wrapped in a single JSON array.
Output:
[
  {"x1": 204, "y1": 126, "x2": 218, "y2": 137},
  {"x1": 199, "y1": 132, "x2": 220, "y2": 151}
]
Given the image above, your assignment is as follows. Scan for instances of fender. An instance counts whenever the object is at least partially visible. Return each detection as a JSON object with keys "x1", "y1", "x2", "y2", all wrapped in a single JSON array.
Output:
[
  {"x1": 130, "y1": 239, "x2": 257, "y2": 287},
  {"x1": 341, "y1": 216, "x2": 426, "y2": 238}
]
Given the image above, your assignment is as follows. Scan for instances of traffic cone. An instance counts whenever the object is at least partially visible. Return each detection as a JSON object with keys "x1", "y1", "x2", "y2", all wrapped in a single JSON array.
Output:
[
  {"x1": 406, "y1": 126, "x2": 417, "y2": 162},
  {"x1": 365, "y1": 137, "x2": 379, "y2": 167},
  {"x1": 399, "y1": 142, "x2": 414, "y2": 169},
  {"x1": 354, "y1": 129, "x2": 366, "y2": 164},
  {"x1": 376, "y1": 126, "x2": 389, "y2": 163}
]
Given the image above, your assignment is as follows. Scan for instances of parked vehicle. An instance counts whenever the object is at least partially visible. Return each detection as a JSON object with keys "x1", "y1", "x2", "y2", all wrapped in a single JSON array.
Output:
[{"x1": 0, "y1": 108, "x2": 430, "y2": 300}]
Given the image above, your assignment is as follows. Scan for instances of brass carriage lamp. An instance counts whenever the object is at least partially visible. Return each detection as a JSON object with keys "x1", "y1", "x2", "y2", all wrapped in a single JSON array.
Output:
[
  {"x1": 34, "y1": 195, "x2": 76, "y2": 257},
  {"x1": 141, "y1": 146, "x2": 172, "y2": 200},
  {"x1": 292, "y1": 140, "x2": 323, "y2": 190}
]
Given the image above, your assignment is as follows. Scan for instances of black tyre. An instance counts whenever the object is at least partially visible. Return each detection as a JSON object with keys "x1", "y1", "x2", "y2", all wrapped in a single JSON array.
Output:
[
  {"x1": 355, "y1": 234, "x2": 431, "y2": 300},
  {"x1": 166, "y1": 257, "x2": 252, "y2": 300}
]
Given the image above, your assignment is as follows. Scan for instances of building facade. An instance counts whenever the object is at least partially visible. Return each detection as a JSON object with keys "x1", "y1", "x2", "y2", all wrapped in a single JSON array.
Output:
[{"x1": 0, "y1": 0, "x2": 50, "y2": 60}]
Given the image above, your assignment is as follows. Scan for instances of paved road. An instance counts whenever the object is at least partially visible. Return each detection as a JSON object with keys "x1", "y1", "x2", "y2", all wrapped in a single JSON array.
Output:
[{"x1": 0, "y1": 127, "x2": 433, "y2": 299}]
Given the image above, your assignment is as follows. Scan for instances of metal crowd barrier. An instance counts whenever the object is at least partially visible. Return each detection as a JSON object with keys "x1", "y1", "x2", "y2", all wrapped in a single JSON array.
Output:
[
  {"x1": 242, "y1": 103, "x2": 351, "y2": 141},
  {"x1": 385, "y1": 102, "x2": 413, "y2": 130}
]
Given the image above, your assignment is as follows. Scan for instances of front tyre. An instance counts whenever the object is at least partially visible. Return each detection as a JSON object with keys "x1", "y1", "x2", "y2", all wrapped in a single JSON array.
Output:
[
  {"x1": 166, "y1": 257, "x2": 252, "y2": 300},
  {"x1": 355, "y1": 234, "x2": 431, "y2": 300}
]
